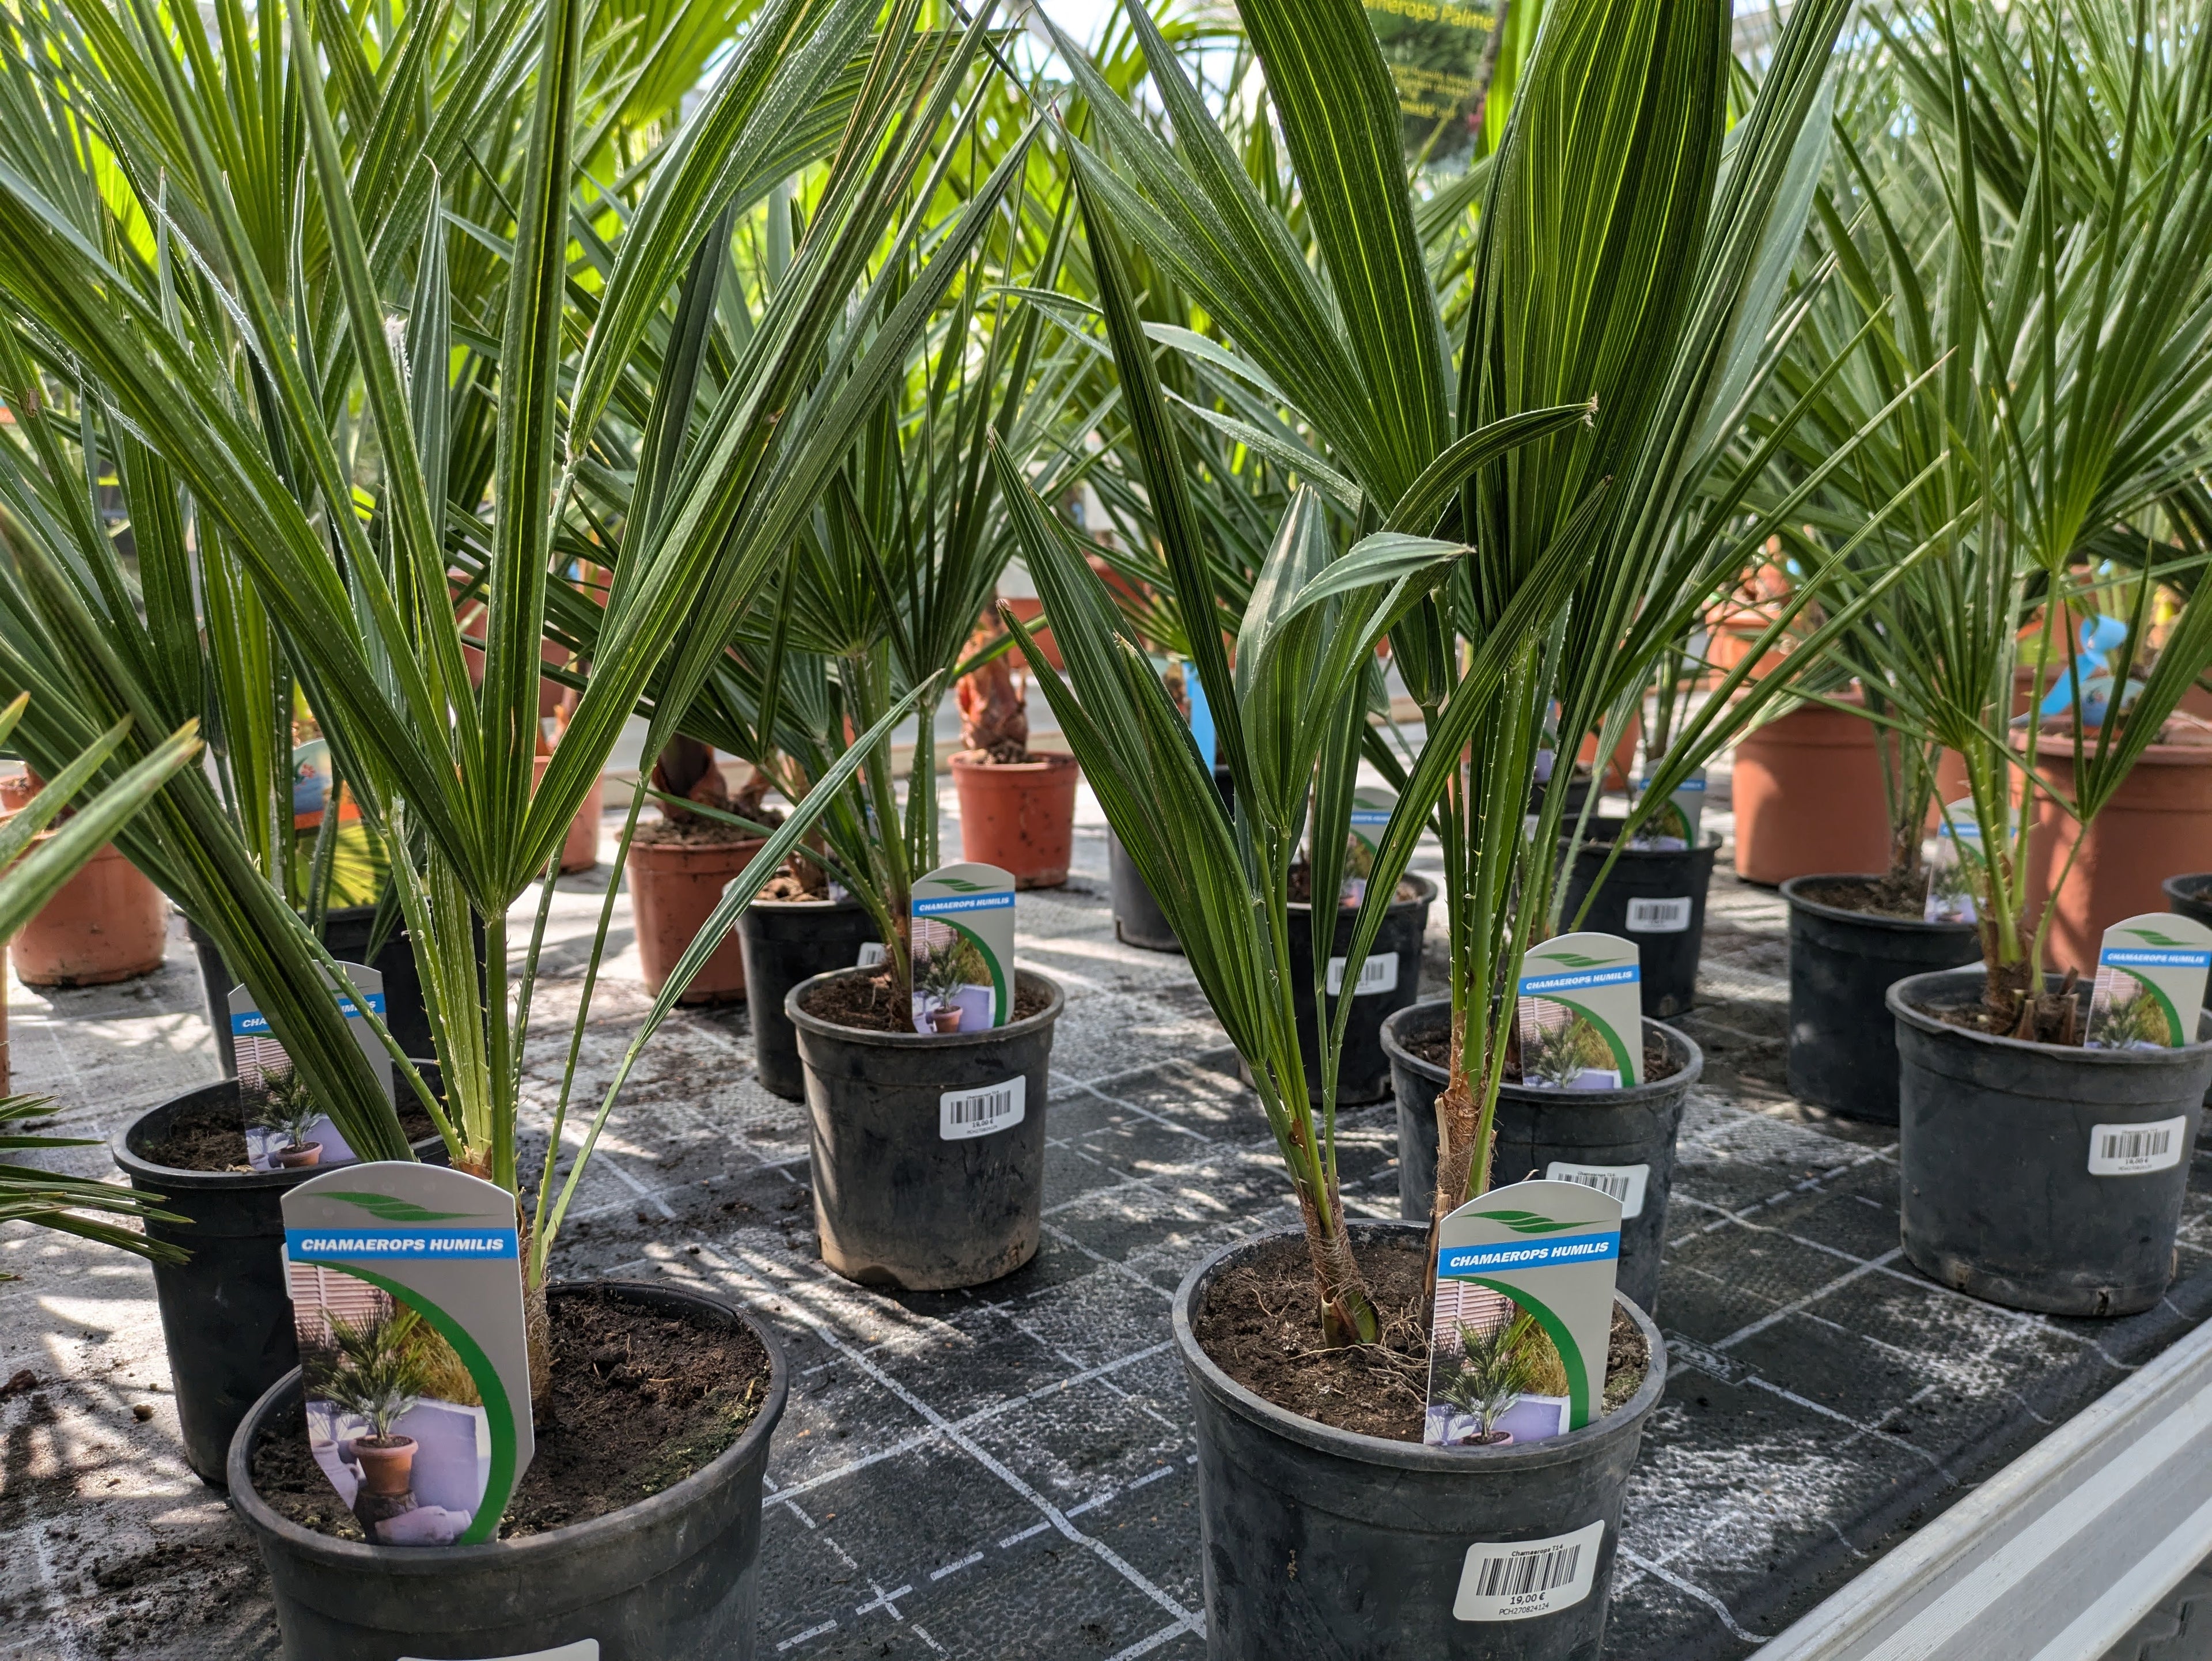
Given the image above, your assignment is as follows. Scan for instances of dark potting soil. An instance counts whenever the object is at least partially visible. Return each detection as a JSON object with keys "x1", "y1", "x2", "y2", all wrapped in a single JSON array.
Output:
[
  {"x1": 1794, "y1": 873, "x2": 1926, "y2": 919},
  {"x1": 799, "y1": 967, "x2": 1051, "y2": 1035},
  {"x1": 1923, "y1": 970, "x2": 2088, "y2": 1047},
  {"x1": 1285, "y1": 864, "x2": 1423, "y2": 907},
  {"x1": 1191, "y1": 1235, "x2": 1649, "y2": 1442},
  {"x1": 634, "y1": 809, "x2": 775, "y2": 849},
  {"x1": 956, "y1": 743, "x2": 1035, "y2": 766},
  {"x1": 1403, "y1": 1028, "x2": 1678, "y2": 1085},
  {"x1": 248, "y1": 1287, "x2": 771, "y2": 1542},
  {"x1": 142, "y1": 1098, "x2": 440, "y2": 1172}
]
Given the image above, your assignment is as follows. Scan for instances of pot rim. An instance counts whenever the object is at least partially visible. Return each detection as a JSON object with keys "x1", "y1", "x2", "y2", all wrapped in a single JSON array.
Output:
[
  {"x1": 785, "y1": 964, "x2": 1065, "y2": 1048},
  {"x1": 2162, "y1": 873, "x2": 2212, "y2": 906},
  {"x1": 728, "y1": 884, "x2": 867, "y2": 914},
  {"x1": 225, "y1": 1278, "x2": 789, "y2": 1572},
  {"x1": 1781, "y1": 873, "x2": 1979, "y2": 936},
  {"x1": 1285, "y1": 868, "x2": 1438, "y2": 918},
  {"x1": 946, "y1": 749, "x2": 1080, "y2": 774},
  {"x1": 1887, "y1": 966, "x2": 2212, "y2": 1062},
  {"x1": 113, "y1": 1077, "x2": 446, "y2": 1193},
  {"x1": 1172, "y1": 1218, "x2": 1667, "y2": 1474},
  {"x1": 1561, "y1": 819, "x2": 1724, "y2": 858},
  {"x1": 1380, "y1": 997, "x2": 1705, "y2": 1101},
  {"x1": 625, "y1": 829, "x2": 771, "y2": 867}
]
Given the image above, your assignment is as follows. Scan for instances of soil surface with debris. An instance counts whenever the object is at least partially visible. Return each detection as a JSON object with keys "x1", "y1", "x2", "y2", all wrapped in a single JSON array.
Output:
[
  {"x1": 798, "y1": 966, "x2": 1051, "y2": 1035},
  {"x1": 142, "y1": 1096, "x2": 438, "y2": 1171}
]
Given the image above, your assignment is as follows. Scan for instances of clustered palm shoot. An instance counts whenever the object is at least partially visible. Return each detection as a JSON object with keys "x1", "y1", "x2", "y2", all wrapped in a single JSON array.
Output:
[
  {"x1": 0, "y1": 0, "x2": 1025, "y2": 1394},
  {"x1": 1005, "y1": 0, "x2": 1877, "y2": 1345},
  {"x1": 1437, "y1": 1305, "x2": 1543, "y2": 1442},
  {"x1": 0, "y1": 695, "x2": 198, "y2": 1273},
  {"x1": 1771, "y1": 1, "x2": 2212, "y2": 1032}
]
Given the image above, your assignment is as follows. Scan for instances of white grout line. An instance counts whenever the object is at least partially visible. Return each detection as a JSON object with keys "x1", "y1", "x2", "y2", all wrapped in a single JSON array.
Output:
[{"x1": 1617, "y1": 1545, "x2": 1769, "y2": 1645}]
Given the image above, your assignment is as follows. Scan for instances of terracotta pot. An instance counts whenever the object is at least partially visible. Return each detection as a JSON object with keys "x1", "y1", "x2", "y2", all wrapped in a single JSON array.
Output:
[
  {"x1": 347, "y1": 1436, "x2": 418, "y2": 1497},
  {"x1": 1000, "y1": 596, "x2": 1062, "y2": 671},
  {"x1": 532, "y1": 756, "x2": 603, "y2": 873},
  {"x1": 1575, "y1": 712, "x2": 1642, "y2": 792},
  {"x1": 628, "y1": 830, "x2": 768, "y2": 1003},
  {"x1": 271, "y1": 1142, "x2": 323, "y2": 1170},
  {"x1": 1730, "y1": 701, "x2": 1892, "y2": 886},
  {"x1": 929, "y1": 1006, "x2": 964, "y2": 1034},
  {"x1": 7, "y1": 839, "x2": 169, "y2": 986},
  {"x1": 1703, "y1": 606, "x2": 1791, "y2": 683},
  {"x1": 950, "y1": 752, "x2": 1079, "y2": 890},
  {"x1": 2027, "y1": 736, "x2": 2212, "y2": 975}
]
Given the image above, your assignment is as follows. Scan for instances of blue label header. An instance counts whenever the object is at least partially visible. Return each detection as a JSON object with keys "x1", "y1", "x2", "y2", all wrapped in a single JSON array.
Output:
[
  {"x1": 233, "y1": 992, "x2": 386, "y2": 1035},
  {"x1": 1518, "y1": 965, "x2": 1639, "y2": 998},
  {"x1": 1440, "y1": 1232, "x2": 1621, "y2": 1276},
  {"x1": 2107, "y1": 948, "x2": 2212, "y2": 970},
  {"x1": 287, "y1": 1227, "x2": 517, "y2": 1260},
  {"x1": 913, "y1": 891, "x2": 1016, "y2": 918}
]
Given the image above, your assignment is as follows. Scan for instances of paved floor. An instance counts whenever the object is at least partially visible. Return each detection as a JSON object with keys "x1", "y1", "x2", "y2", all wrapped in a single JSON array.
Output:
[{"x1": 4, "y1": 776, "x2": 2211, "y2": 1660}]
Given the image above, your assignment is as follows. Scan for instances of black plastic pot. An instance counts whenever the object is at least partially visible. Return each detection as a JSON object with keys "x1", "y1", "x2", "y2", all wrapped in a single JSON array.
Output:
[
  {"x1": 2166, "y1": 873, "x2": 2212, "y2": 930},
  {"x1": 1383, "y1": 1001, "x2": 1699, "y2": 1315},
  {"x1": 229, "y1": 1279, "x2": 789, "y2": 1660},
  {"x1": 1250, "y1": 873, "x2": 1435, "y2": 1107},
  {"x1": 1558, "y1": 822, "x2": 1718, "y2": 1019},
  {"x1": 1176, "y1": 1220, "x2": 1666, "y2": 1660},
  {"x1": 1781, "y1": 875, "x2": 1982, "y2": 1125},
  {"x1": 1108, "y1": 828, "x2": 1181, "y2": 953},
  {"x1": 733, "y1": 891, "x2": 881, "y2": 1100},
  {"x1": 114, "y1": 1072, "x2": 446, "y2": 1485},
  {"x1": 187, "y1": 909, "x2": 479, "y2": 1078},
  {"x1": 1891, "y1": 968, "x2": 2212, "y2": 1317},
  {"x1": 787, "y1": 967, "x2": 1063, "y2": 1289}
]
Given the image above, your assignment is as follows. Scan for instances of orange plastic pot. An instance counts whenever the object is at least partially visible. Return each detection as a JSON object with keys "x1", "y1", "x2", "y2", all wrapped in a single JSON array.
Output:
[
  {"x1": 532, "y1": 756, "x2": 603, "y2": 874},
  {"x1": 951, "y1": 752, "x2": 1079, "y2": 889},
  {"x1": 627, "y1": 832, "x2": 768, "y2": 1003},
  {"x1": 1731, "y1": 701, "x2": 1891, "y2": 886},
  {"x1": 1575, "y1": 712, "x2": 1642, "y2": 792},
  {"x1": 7, "y1": 839, "x2": 168, "y2": 987},
  {"x1": 1000, "y1": 597, "x2": 1063, "y2": 671},
  {"x1": 2028, "y1": 736, "x2": 2212, "y2": 975}
]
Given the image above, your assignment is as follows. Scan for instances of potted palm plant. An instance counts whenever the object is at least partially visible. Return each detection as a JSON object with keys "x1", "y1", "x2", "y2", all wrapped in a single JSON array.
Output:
[
  {"x1": 0, "y1": 0, "x2": 1020, "y2": 1650},
  {"x1": 1771, "y1": 3, "x2": 2212, "y2": 1310},
  {"x1": 306, "y1": 1308, "x2": 435, "y2": 1534},
  {"x1": 1005, "y1": 0, "x2": 1872, "y2": 1648}
]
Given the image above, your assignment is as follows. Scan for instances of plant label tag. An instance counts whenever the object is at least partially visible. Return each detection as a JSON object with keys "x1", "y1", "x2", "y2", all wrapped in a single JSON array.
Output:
[
  {"x1": 855, "y1": 941, "x2": 888, "y2": 968},
  {"x1": 282, "y1": 1165, "x2": 534, "y2": 1546},
  {"x1": 941, "y1": 1076, "x2": 1026, "y2": 1141},
  {"x1": 1546, "y1": 1161, "x2": 1649, "y2": 1220},
  {"x1": 910, "y1": 862, "x2": 1016, "y2": 1034},
  {"x1": 1426, "y1": 1179, "x2": 1623, "y2": 1444},
  {"x1": 230, "y1": 962, "x2": 393, "y2": 1171},
  {"x1": 1340, "y1": 786, "x2": 1397, "y2": 904},
  {"x1": 1923, "y1": 800, "x2": 1985, "y2": 924},
  {"x1": 1326, "y1": 952, "x2": 1399, "y2": 997},
  {"x1": 2084, "y1": 914, "x2": 2212, "y2": 1051},
  {"x1": 1453, "y1": 1520, "x2": 1605, "y2": 1622},
  {"x1": 2087, "y1": 1115, "x2": 2191, "y2": 1176},
  {"x1": 403, "y1": 1644, "x2": 598, "y2": 1661},
  {"x1": 1514, "y1": 934, "x2": 1642, "y2": 1089},
  {"x1": 1624, "y1": 896, "x2": 1692, "y2": 934},
  {"x1": 1631, "y1": 767, "x2": 1706, "y2": 848}
]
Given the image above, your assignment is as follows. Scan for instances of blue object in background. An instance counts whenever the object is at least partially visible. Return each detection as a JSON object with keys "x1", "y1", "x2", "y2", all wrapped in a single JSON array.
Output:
[
  {"x1": 2024, "y1": 614, "x2": 2143, "y2": 728},
  {"x1": 1185, "y1": 665, "x2": 1217, "y2": 771}
]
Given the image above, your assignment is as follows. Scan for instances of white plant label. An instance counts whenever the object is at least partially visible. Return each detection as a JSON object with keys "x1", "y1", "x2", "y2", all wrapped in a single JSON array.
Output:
[
  {"x1": 1454, "y1": 1520, "x2": 1605, "y2": 1622},
  {"x1": 2087, "y1": 1116, "x2": 2190, "y2": 1177},
  {"x1": 855, "y1": 941, "x2": 888, "y2": 968},
  {"x1": 1326, "y1": 952, "x2": 1399, "y2": 998},
  {"x1": 941, "y1": 1076, "x2": 1026, "y2": 1141},
  {"x1": 2084, "y1": 914, "x2": 2212, "y2": 1051},
  {"x1": 1514, "y1": 933, "x2": 1643, "y2": 1090},
  {"x1": 403, "y1": 1644, "x2": 598, "y2": 1661},
  {"x1": 1624, "y1": 896, "x2": 1692, "y2": 934},
  {"x1": 1546, "y1": 1161, "x2": 1650, "y2": 1220},
  {"x1": 911, "y1": 862, "x2": 1016, "y2": 1034},
  {"x1": 230, "y1": 961, "x2": 393, "y2": 1171}
]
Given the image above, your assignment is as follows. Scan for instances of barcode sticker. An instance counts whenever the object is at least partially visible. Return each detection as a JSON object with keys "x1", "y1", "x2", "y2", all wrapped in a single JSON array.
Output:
[
  {"x1": 1545, "y1": 1161, "x2": 1650, "y2": 1220},
  {"x1": 1454, "y1": 1520, "x2": 1604, "y2": 1622},
  {"x1": 940, "y1": 1076, "x2": 1027, "y2": 1141},
  {"x1": 855, "y1": 941, "x2": 888, "y2": 968},
  {"x1": 1326, "y1": 952, "x2": 1400, "y2": 998},
  {"x1": 2087, "y1": 1115, "x2": 2189, "y2": 1176},
  {"x1": 1625, "y1": 896, "x2": 1693, "y2": 934}
]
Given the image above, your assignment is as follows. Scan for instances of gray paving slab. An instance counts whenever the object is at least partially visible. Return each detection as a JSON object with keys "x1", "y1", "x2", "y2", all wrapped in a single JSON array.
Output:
[{"x1": 5, "y1": 775, "x2": 2211, "y2": 1660}]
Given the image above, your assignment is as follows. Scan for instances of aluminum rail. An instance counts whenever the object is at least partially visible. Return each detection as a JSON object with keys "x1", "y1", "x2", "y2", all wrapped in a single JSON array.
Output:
[{"x1": 1758, "y1": 1313, "x2": 2212, "y2": 1661}]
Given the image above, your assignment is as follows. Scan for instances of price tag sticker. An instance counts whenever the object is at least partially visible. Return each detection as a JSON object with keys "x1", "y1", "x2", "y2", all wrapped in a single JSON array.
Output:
[
  {"x1": 1326, "y1": 952, "x2": 1400, "y2": 998},
  {"x1": 2087, "y1": 1115, "x2": 2190, "y2": 1176},
  {"x1": 1624, "y1": 896, "x2": 1692, "y2": 934},
  {"x1": 1453, "y1": 1520, "x2": 1605, "y2": 1621},
  {"x1": 941, "y1": 1077, "x2": 1027, "y2": 1141},
  {"x1": 855, "y1": 941, "x2": 888, "y2": 968},
  {"x1": 1544, "y1": 1161, "x2": 1650, "y2": 1220}
]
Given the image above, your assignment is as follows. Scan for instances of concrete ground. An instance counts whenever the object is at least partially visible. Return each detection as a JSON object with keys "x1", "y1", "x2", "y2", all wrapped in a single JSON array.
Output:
[{"x1": 3, "y1": 773, "x2": 2210, "y2": 1660}]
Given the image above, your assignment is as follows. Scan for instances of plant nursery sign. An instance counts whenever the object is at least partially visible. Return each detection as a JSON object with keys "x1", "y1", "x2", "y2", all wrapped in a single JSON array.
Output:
[
  {"x1": 2086, "y1": 914, "x2": 2212, "y2": 1053},
  {"x1": 1923, "y1": 799, "x2": 1985, "y2": 924},
  {"x1": 230, "y1": 961, "x2": 393, "y2": 1171},
  {"x1": 1426, "y1": 1178, "x2": 1623, "y2": 1448},
  {"x1": 1514, "y1": 934, "x2": 1642, "y2": 1091},
  {"x1": 1630, "y1": 767, "x2": 1705, "y2": 849},
  {"x1": 911, "y1": 862, "x2": 1015, "y2": 1035},
  {"x1": 282, "y1": 1164, "x2": 534, "y2": 1547}
]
